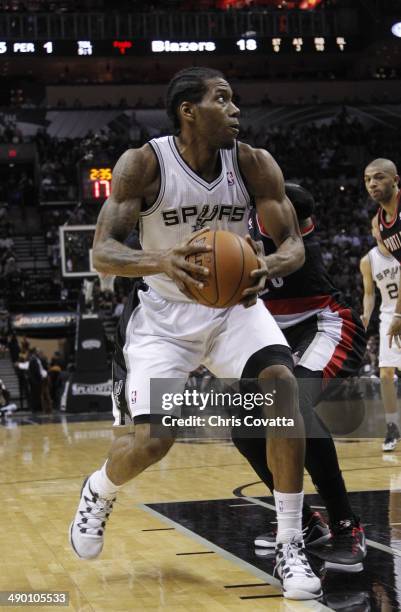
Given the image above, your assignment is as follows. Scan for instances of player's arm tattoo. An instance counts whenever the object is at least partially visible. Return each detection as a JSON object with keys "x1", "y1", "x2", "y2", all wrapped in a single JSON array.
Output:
[
  {"x1": 93, "y1": 146, "x2": 165, "y2": 277},
  {"x1": 239, "y1": 143, "x2": 305, "y2": 278},
  {"x1": 92, "y1": 146, "x2": 211, "y2": 293}
]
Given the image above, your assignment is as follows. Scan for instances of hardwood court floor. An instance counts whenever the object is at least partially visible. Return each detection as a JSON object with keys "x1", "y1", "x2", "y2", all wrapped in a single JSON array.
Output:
[{"x1": 1, "y1": 414, "x2": 401, "y2": 611}]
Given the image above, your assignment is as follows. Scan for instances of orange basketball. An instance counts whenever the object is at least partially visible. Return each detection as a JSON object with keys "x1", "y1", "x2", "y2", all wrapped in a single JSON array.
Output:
[{"x1": 186, "y1": 230, "x2": 259, "y2": 308}]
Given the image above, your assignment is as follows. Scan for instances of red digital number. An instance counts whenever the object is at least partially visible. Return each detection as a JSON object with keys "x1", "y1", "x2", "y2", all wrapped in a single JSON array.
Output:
[{"x1": 93, "y1": 180, "x2": 111, "y2": 198}]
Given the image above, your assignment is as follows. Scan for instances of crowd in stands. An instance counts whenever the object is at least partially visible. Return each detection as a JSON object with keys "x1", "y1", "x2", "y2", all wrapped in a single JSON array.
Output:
[
  {"x1": 8, "y1": 59, "x2": 399, "y2": 91},
  {"x1": 50, "y1": 67, "x2": 401, "y2": 90},
  {"x1": 0, "y1": 208, "x2": 18, "y2": 290},
  {"x1": 0, "y1": 201, "x2": 74, "y2": 308}
]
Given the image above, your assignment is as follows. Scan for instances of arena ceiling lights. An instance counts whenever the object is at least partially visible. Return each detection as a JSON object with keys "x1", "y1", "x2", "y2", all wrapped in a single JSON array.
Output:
[
  {"x1": 217, "y1": 0, "x2": 323, "y2": 8},
  {"x1": 391, "y1": 22, "x2": 401, "y2": 38}
]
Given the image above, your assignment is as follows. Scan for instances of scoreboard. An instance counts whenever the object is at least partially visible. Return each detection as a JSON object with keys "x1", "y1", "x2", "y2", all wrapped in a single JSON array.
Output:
[
  {"x1": 0, "y1": 36, "x2": 352, "y2": 56},
  {"x1": 79, "y1": 165, "x2": 112, "y2": 203}
]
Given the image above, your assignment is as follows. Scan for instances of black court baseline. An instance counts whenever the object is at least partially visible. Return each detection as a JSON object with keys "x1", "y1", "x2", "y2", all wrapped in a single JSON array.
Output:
[{"x1": 139, "y1": 489, "x2": 401, "y2": 611}]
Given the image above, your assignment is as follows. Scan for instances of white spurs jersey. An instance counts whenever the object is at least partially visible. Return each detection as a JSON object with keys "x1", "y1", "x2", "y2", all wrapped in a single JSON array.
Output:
[
  {"x1": 368, "y1": 246, "x2": 400, "y2": 318},
  {"x1": 139, "y1": 135, "x2": 251, "y2": 301}
]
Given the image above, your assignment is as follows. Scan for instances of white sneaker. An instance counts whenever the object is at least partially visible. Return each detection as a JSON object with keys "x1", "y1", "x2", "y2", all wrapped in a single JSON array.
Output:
[
  {"x1": 275, "y1": 538, "x2": 323, "y2": 600},
  {"x1": 69, "y1": 476, "x2": 116, "y2": 560},
  {"x1": 382, "y1": 422, "x2": 400, "y2": 452}
]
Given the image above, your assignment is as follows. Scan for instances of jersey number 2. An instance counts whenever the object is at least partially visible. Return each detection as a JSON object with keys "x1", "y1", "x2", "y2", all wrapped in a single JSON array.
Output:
[{"x1": 386, "y1": 283, "x2": 398, "y2": 300}]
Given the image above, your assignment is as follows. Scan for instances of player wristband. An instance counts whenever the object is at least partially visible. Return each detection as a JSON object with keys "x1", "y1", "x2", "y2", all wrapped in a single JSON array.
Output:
[{"x1": 393, "y1": 313, "x2": 401, "y2": 319}]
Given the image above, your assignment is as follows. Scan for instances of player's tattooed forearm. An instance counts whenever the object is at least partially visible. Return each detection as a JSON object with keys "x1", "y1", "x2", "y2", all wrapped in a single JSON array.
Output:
[
  {"x1": 111, "y1": 149, "x2": 141, "y2": 200},
  {"x1": 94, "y1": 236, "x2": 160, "y2": 277}
]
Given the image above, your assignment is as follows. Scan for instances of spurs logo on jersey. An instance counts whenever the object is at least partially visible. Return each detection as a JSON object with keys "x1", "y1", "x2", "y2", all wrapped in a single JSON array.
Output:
[
  {"x1": 374, "y1": 264, "x2": 399, "y2": 282},
  {"x1": 139, "y1": 135, "x2": 251, "y2": 301},
  {"x1": 162, "y1": 203, "x2": 246, "y2": 229},
  {"x1": 368, "y1": 246, "x2": 400, "y2": 317}
]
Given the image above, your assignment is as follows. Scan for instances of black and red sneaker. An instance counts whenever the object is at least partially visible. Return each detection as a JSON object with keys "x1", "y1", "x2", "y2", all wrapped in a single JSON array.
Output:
[
  {"x1": 254, "y1": 511, "x2": 331, "y2": 549},
  {"x1": 311, "y1": 517, "x2": 366, "y2": 573}
]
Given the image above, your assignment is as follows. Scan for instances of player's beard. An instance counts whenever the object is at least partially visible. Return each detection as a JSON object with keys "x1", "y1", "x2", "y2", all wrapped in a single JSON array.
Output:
[{"x1": 376, "y1": 184, "x2": 396, "y2": 205}]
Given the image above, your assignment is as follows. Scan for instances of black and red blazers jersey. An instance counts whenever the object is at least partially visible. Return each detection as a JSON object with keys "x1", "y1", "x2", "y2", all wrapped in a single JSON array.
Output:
[
  {"x1": 249, "y1": 209, "x2": 343, "y2": 329},
  {"x1": 378, "y1": 193, "x2": 401, "y2": 263}
]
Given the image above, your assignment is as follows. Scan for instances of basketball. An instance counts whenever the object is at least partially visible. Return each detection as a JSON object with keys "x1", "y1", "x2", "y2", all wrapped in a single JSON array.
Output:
[{"x1": 186, "y1": 229, "x2": 259, "y2": 308}]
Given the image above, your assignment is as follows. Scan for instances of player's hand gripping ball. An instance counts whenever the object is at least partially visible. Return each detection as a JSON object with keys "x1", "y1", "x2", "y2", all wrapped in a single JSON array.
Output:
[{"x1": 185, "y1": 229, "x2": 259, "y2": 308}]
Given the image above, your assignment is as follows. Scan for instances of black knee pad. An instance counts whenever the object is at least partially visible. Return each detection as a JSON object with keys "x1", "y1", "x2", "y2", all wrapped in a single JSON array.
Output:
[{"x1": 241, "y1": 344, "x2": 294, "y2": 379}]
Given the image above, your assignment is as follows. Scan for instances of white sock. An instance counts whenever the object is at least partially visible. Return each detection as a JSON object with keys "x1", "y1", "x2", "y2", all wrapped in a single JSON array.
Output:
[
  {"x1": 385, "y1": 412, "x2": 399, "y2": 426},
  {"x1": 274, "y1": 489, "x2": 303, "y2": 544},
  {"x1": 90, "y1": 462, "x2": 122, "y2": 499}
]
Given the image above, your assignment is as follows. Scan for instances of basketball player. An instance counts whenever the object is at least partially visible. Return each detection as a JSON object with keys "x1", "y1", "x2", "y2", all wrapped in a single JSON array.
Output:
[
  {"x1": 69, "y1": 67, "x2": 322, "y2": 600},
  {"x1": 232, "y1": 183, "x2": 367, "y2": 572},
  {"x1": 360, "y1": 216, "x2": 400, "y2": 451},
  {"x1": 364, "y1": 159, "x2": 401, "y2": 350}
]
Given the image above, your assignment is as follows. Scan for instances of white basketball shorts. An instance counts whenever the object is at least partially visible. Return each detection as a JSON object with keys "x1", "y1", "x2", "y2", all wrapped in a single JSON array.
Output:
[
  {"x1": 121, "y1": 286, "x2": 289, "y2": 419},
  {"x1": 379, "y1": 314, "x2": 401, "y2": 368}
]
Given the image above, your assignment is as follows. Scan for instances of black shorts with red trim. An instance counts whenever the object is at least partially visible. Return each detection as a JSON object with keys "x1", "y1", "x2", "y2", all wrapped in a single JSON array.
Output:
[
  {"x1": 283, "y1": 303, "x2": 367, "y2": 380},
  {"x1": 281, "y1": 305, "x2": 366, "y2": 434}
]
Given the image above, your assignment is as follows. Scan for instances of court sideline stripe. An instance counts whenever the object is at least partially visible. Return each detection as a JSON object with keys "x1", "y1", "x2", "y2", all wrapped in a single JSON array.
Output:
[
  {"x1": 240, "y1": 594, "x2": 284, "y2": 600},
  {"x1": 138, "y1": 503, "x2": 331, "y2": 611},
  {"x1": 142, "y1": 527, "x2": 175, "y2": 532},
  {"x1": 242, "y1": 495, "x2": 401, "y2": 558},
  {"x1": 176, "y1": 551, "x2": 215, "y2": 556},
  {"x1": 224, "y1": 582, "x2": 270, "y2": 588}
]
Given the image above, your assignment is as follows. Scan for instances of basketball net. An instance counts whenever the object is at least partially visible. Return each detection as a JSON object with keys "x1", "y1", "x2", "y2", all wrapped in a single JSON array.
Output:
[{"x1": 98, "y1": 273, "x2": 115, "y2": 293}]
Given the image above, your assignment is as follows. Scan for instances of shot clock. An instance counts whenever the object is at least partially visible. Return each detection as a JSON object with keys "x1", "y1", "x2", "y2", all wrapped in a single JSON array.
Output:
[{"x1": 79, "y1": 165, "x2": 112, "y2": 203}]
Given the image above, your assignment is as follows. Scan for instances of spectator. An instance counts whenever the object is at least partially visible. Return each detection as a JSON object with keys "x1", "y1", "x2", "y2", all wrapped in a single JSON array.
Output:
[
  {"x1": 16, "y1": 347, "x2": 47, "y2": 413},
  {"x1": 48, "y1": 352, "x2": 64, "y2": 409},
  {"x1": 0, "y1": 378, "x2": 17, "y2": 416},
  {"x1": 38, "y1": 350, "x2": 53, "y2": 414},
  {"x1": 112, "y1": 296, "x2": 127, "y2": 320},
  {"x1": 8, "y1": 332, "x2": 20, "y2": 362}
]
